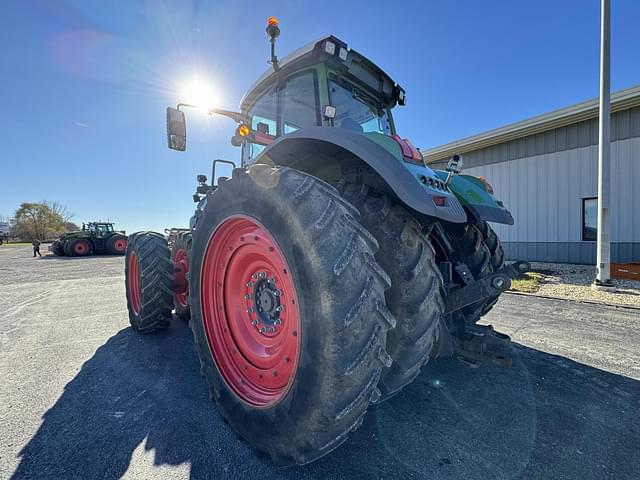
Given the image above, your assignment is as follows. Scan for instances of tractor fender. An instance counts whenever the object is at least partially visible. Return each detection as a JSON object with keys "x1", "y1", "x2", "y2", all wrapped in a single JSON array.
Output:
[{"x1": 257, "y1": 127, "x2": 467, "y2": 224}]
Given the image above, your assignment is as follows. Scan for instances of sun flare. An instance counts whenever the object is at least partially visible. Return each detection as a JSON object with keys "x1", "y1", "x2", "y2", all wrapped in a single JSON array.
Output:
[{"x1": 181, "y1": 78, "x2": 217, "y2": 109}]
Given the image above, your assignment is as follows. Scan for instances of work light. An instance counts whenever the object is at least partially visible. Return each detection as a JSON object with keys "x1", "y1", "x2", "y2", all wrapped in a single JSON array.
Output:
[{"x1": 324, "y1": 41, "x2": 336, "y2": 55}]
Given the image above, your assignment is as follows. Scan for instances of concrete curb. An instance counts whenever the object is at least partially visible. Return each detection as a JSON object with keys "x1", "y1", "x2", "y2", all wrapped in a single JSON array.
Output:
[{"x1": 504, "y1": 290, "x2": 640, "y2": 312}]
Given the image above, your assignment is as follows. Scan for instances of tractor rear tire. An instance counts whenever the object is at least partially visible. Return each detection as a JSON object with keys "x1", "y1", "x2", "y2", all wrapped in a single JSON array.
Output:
[
  {"x1": 446, "y1": 220, "x2": 505, "y2": 323},
  {"x1": 340, "y1": 185, "x2": 444, "y2": 401},
  {"x1": 189, "y1": 165, "x2": 395, "y2": 465},
  {"x1": 106, "y1": 234, "x2": 128, "y2": 255},
  {"x1": 65, "y1": 238, "x2": 93, "y2": 257},
  {"x1": 125, "y1": 232, "x2": 173, "y2": 333},
  {"x1": 171, "y1": 232, "x2": 191, "y2": 322}
]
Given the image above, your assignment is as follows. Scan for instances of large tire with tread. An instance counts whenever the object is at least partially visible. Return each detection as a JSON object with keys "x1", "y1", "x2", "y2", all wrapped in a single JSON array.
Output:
[
  {"x1": 105, "y1": 234, "x2": 128, "y2": 255},
  {"x1": 446, "y1": 220, "x2": 505, "y2": 323},
  {"x1": 171, "y1": 232, "x2": 191, "y2": 322},
  {"x1": 189, "y1": 165, "x2": 395, "y2": 465},
  {"x1": 51, "y1": 240, "x2": 65, "y2": 256},
  {"x1": 340, "y1": 184, "x2": 444, "y2": 401},
  {"x1": 125, "y1": 232, "x2": 173, "y2": 333},
  {"x1": 65, "y1": 238, "x2": 93, "y2": 257}
]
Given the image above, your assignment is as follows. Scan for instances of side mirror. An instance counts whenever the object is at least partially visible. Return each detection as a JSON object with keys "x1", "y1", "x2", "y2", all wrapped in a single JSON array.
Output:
[{"x1": 167, "y1": 107, "x2": 186, "y2": 151}]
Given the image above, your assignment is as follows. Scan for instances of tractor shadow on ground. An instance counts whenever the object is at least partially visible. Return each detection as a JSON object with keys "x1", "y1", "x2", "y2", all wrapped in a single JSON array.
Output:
[{"x1": 12, "y1": 320, "x2": 640, "y2": 480}]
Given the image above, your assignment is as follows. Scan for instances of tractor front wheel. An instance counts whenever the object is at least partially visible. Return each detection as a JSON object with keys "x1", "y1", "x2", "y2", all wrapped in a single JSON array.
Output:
[
  {"x1": 125, "y1": 232, "x2": 173, "y2": 333},
  {"x1": 189, "y1": 166, "x2": 395, "y2": 465},
  {"x1": 106, "y1": 234, "x2": 128, "y2": 255},
  {"x1": 442, "y1": 220, "x2": 505, "y2": 323}
]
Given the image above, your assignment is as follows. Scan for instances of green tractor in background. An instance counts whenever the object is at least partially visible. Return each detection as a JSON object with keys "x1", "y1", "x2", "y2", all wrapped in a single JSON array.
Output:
[
  {"x1": 125, "y1": 18, "x2": 528, "y2": 465},
  {"x1": 50, "y1": 222, "x2": 128, "y2": 257}
]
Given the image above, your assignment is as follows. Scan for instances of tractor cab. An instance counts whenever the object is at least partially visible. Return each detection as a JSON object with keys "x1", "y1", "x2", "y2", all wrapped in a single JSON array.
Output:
[
  {"x1": 88, "y1": 222, "x2": 115, "y2": 237},
  {"x1": 166, "y1": 18, "x2": 512, "y2": 226},
  {"x1": 239, "y1": 35, "x2": 411, "y2": 165}
]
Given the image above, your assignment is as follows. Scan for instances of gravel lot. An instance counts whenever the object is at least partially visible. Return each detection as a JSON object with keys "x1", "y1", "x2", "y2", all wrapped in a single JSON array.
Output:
[
  {"x1": 529, "y1": 262, "x2": 640, "y2": 307},
  {"x1": 1, "y1": 246, "x2": 639, "y2": 480}
]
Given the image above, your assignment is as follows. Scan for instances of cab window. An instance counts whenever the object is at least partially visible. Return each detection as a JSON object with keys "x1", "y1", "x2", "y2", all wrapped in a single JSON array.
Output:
[
  {"x1": 281, "y1": 71, "x2": 320, "y2": 134},
  {"x1": 245, "y1": 88, "x2": 277, "y2": 164},
  {"x1": 328, "y1": 79, "x2": 391, "y2": 135}
]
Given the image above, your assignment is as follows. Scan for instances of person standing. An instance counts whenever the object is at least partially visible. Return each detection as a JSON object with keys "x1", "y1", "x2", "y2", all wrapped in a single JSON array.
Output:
[{"x1": 32, "y1": 239, "x2": 41, "y2": 257}]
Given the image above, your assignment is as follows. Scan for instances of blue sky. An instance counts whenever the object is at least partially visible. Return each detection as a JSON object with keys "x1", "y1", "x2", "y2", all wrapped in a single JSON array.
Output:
[{"x1": 1, "y1": 0, "x2": 639, "y2": 233}]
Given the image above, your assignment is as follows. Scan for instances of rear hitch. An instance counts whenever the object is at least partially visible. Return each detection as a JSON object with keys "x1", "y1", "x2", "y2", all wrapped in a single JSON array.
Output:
[
  {"x1": 434, "y1": 260, "x2": 530, "y2": 368},
  {"x1": 443, "y1": 260, "x2": 530, "y2": 315}
]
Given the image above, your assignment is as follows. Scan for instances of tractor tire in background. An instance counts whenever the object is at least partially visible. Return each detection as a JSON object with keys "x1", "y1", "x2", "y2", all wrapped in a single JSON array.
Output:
[
  {"x1": 125, "y1": 232, "x2": 173, "y2": 333},
  {"x1": 51, "y1": 240, "x2": 65, "y2": 256},
  {"x1": 106, "y1": 234, "x2": 128, "y2": 255},
  {"x1": 340, "y1": 184, "x2": 444, "y2": 401},
  {"x1": 188, "y1": 165, "x2": 395, "y2": 465},
  {"x1": 64, "y1": 238, "x2": 93, "y2": 257},
  {"x1": 445, "y1": 220, "x2": 505, "y2": 323},
  {"x1": 171, "y1": 231, "x2": 191, "y2": 322}
]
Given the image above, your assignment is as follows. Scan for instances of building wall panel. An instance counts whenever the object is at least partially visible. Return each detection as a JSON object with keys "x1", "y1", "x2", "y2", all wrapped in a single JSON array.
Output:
[{"x1": 462, "y1": 136, "x2": 638, "y2": 263}]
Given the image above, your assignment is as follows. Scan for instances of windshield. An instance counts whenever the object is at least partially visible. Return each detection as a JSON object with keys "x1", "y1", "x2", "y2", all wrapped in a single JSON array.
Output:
[{"x1": 328, "y1": 79, "x2": 391, "y2": 135}]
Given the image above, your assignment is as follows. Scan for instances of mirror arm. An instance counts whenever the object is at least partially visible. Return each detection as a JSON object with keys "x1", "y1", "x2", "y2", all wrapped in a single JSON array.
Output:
[{"x1": 176, "y1": 103, "x2": 248, "y2": 124}]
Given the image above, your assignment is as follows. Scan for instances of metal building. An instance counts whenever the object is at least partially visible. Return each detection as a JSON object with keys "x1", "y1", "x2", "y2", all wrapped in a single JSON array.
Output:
[{"x1": 424, "y1": 85, "x2": 640, "y2": 264}]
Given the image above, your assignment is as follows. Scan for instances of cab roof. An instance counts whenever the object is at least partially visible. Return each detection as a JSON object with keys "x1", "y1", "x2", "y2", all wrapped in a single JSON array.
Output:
[{"x1": 239, "y1": 35, "x2": 403, "y2": 113}]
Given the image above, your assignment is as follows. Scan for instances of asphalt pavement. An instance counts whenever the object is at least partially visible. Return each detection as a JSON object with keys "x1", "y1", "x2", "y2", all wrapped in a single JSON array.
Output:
[{"x1": 1, "y1": 245, "x2": 639, "y2": 480}]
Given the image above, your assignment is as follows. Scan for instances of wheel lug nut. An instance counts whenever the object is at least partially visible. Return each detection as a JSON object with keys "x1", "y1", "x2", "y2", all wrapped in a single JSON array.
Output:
[
  {"x1": 246, "y1": 281, "x2": 254, "y2": 287},
  {"x1": 252, "y1": 273, "x2": 258, "y2": 280},
  {"x1": 274, "y1": 290, "x2": 281, "y2": 297},
  {"x1": 260, "y1": 327, "x2": 266, "y2": 333},
  {"x1": 247, "y1": 307, "x2": 255, "y2": 313},
  {"x1": 244, "y1": 294, "x2": 250, "y2": 300},
  {"x1": 252, "y1": 320, "x2": 258, "y2": 326}
]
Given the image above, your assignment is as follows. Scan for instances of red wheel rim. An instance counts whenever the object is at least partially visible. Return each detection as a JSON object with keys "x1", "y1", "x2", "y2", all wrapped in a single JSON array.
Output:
[
  {"x1": 201, "y1": 215, "x2": 301, "y2": 407},
  {"x1": 128, "y1": 251, "x2": 142, "y2": 315},
  {"x1": 173, "y1": 248, "x2": 189, "y2": 308},
  {"x1": 74, "y1": 242, "x2": 89, "y2": 255},
  {"x1": 114, "y1": 238, "x2": 127, "y2": 252}
]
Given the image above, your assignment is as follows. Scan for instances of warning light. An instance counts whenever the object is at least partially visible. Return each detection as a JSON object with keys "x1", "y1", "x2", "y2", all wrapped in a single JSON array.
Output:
[
  {"x1": 238, "y1": 124, "x2": 250, "y2": 137},
  {"x1": 267, "y1": 16, "x2": 279, "y2": 26}
]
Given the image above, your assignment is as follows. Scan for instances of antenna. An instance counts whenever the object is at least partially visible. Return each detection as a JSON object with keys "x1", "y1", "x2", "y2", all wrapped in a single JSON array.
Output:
[{"x1": 265, "y1": 17, "x2": 280, "y2": 71}]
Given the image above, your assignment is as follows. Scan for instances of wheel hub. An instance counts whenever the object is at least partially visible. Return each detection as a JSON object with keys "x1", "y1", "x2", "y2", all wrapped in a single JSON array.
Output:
[{"x1": 247, "y1": 275, "x2": 284, "y2": 335}]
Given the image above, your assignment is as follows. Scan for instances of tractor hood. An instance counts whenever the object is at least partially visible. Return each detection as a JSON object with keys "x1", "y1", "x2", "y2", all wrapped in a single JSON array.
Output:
[{"x1": 433, "y1": 171, "x2": 514, "y2": 225}]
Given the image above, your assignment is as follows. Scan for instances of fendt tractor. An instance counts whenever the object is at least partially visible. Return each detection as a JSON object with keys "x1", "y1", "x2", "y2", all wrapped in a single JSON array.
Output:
[
  {"x1": 50, "y1": 222, "x2": 128, "y2": 257},
  {"x1": 125, "y1": 18, "x2": 528, "y2": 465}
]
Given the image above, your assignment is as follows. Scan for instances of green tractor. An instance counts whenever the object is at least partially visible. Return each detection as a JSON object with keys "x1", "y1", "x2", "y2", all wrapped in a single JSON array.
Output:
[
  {"x1": 125, "y1": 19, "x2": 528, "y2": 465},
  {"x1": 50, "y1": 222, "x2": 128, "y2": 257}
]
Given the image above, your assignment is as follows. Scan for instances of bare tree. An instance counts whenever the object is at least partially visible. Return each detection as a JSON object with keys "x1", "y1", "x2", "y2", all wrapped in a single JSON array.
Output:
[{"x1": 44, "y1": 201, "x2": 74, "y2": 223}]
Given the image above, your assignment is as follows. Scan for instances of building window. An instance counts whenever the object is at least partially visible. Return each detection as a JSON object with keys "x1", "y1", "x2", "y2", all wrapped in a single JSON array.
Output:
[{"x1": 582, "y1": 198, "x2": 597, "y2": 241}]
